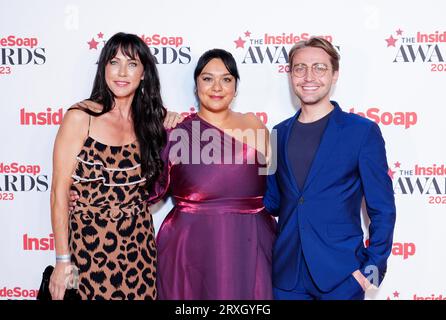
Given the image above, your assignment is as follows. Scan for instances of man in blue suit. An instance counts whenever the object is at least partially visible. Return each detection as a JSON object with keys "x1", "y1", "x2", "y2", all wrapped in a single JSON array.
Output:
[{"x1": 264, "y1": 37, "x2": 396, "y2": 300}]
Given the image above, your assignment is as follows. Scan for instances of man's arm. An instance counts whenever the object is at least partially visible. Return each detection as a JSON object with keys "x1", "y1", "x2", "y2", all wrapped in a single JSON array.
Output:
[
  {"x1": 358, "y1": 122, "x2": 396, "y2": 288},
  {"x1": 263, "y1": 125, "x2": 281, "y2": 216}
]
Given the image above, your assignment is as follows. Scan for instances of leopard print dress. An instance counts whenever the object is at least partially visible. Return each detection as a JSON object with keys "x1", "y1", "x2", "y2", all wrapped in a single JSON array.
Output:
[{"x1": 69, "y1": 136, "x2": 157, "y2": 300}]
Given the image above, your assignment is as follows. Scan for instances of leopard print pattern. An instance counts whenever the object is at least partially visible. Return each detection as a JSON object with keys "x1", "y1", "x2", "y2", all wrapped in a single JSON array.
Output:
[{"x1": 69, "y1": 136, "x2": 157, "y2": 300}]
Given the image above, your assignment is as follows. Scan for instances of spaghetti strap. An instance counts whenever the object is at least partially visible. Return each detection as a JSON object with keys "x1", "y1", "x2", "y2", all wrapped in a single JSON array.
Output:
[
  {"x1": 87, "y1": 115, "x2": 91, "y2": 136},
  {"x1": 67, "y1": 101, "x2": 92, "y2": 137}
]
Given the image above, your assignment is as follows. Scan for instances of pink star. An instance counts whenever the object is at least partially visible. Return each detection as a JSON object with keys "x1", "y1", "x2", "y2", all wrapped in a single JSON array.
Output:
[
  {"x1": 385, "y1": 35, "x2": 398, "y2": 47},
  {"x1": 244, "y1": 31, "x2": 251, "y2": 37},
  {"x1": 97, "y1": 32, "x2": 104, "y2": 39},
  {"x1": 388, "y1": 169, "x2": 396, "y2": 179},
  {"x1": 394, "y1": 161, "x2": 401, "y2": 168},
  {"x1": 234, "y1": 36, "x2": 246, "y2": 49},
  {"x1": 387, "y1": 296, "x2": 392, "y2": 300},
  {"x1": 87, "y1": 38, "x2": 99, "y2": 50},
  {"x1": 396, "y1": 29, "x2": 403, "y2": 36},
  {"x1": 393, "y1": 291, "x2": 400, "y2": 298}
]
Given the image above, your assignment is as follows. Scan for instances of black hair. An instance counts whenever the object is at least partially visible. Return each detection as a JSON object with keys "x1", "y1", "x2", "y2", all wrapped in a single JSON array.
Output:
[
  {"x1": 73, "y1": 32, "x2": 166, "y2": 189},
  {"x1": 193, "y1": 49, "x2": 240, "y2": 87}
]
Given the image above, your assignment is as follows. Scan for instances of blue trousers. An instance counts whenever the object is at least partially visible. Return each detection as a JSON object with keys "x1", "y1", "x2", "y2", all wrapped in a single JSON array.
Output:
[{"x1": 273, "y1": 248, "x2": 365, "y2": 300}]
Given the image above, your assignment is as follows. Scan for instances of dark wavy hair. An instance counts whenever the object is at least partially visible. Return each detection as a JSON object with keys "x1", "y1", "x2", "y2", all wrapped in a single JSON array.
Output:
[
  {"x1": 193, "y1": 49, "x2": 240, "y2": 88},
  {"x1": 75, "y1": 32, "x2": 166, "y2": 189}
]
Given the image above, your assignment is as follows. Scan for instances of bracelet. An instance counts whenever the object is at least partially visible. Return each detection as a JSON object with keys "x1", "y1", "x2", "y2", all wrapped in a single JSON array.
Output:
[{"x1": 56, "y1": 254, "x2": 71, "y2": 262}]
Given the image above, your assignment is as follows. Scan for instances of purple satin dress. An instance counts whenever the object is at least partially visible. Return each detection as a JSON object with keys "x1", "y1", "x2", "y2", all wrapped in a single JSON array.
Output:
[{"x1": 150, "y1": 113, "x2": 276, "y2": 300}]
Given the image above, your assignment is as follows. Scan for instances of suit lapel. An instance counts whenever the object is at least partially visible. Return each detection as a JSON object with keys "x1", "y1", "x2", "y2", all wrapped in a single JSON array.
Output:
[{"x1": 302, "y1": 104, "x2": 344, "y2": 193}]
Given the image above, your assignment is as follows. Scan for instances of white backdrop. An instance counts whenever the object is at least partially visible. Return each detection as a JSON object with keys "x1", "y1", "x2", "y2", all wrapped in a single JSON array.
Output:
[{"x1": 1, "y1": 0, "x2": 445, "y2": 300}]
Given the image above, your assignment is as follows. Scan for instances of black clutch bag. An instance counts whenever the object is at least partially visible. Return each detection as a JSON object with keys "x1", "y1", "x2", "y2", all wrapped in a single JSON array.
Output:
[{"x1": 37, "y1": 265, "x2": 81, "y2": 300}]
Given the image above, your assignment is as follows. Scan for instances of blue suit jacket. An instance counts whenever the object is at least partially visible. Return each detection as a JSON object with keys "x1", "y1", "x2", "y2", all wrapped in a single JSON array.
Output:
[{"x1": 264, "y1": 102, "x2": 396, "y2": 292}]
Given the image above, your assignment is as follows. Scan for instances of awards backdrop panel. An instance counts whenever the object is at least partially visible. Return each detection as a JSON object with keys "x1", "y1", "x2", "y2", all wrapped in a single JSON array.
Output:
[{"x1": 1, "y1": 0, "x2": 445, "y2": 300}]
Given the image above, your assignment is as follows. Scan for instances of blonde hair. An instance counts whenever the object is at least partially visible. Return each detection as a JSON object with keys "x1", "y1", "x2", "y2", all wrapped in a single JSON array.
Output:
[{"x1": 288, "y1": 37, "x2": 340, "y2": 72}]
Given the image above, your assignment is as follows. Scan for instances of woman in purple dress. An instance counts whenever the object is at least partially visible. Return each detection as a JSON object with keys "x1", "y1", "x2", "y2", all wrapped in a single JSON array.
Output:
[{"x1": 151, "y1": 49, "x2": 276, "y2": 299}]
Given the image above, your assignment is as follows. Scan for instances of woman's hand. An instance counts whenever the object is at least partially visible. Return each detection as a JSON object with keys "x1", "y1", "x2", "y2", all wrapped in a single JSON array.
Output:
[
  {"x1": 49, "y1": 262, "x2": 72, "y2": 300},
  {"x1": 164, "y1": 111, "x2": 184, "y2": 129},
  {"x1": 68, "y1": 190, "x2": 79, "y2": 213}
]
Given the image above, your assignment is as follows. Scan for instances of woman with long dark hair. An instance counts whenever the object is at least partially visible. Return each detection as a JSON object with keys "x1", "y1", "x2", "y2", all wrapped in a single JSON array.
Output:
[{"x1": 49, "y1": 32, "x2": 169, "y2": 300}]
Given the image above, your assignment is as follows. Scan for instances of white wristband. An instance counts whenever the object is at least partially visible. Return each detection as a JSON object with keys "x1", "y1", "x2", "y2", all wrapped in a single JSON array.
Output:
[{"x1": 56, "y1": 254, "x2": 71, "y2": 262}]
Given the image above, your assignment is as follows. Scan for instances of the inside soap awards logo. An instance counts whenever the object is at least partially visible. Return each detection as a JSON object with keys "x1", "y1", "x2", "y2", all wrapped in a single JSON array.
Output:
[
  {"x1": 232, "y1": 30, "x2": 335, "y2": 74},
  {"x1": 385, "y1": 28, "x2": 446, "y2": 72},
  {"x1": 365, "y1": 239, "x2": 416, "y2": 260},
  {"x1": 23, "y1": 233, "x2": 54, "y2": 251},
  {"x1": 19, "y1": 106, "x2": 64, "y2": 126},
  {"x1": 388, "y1": 161, "x2": 446, "y2": 204},
  {"x1": 0, "y1": 35, "x2": 47, "y2": 75},
  {"x1": 0, "y1": 162, "x2": 49, "y2": 200},
  {"x1": 87, "y1": 32, "x2": 191, "y2": 64},
  {"x1": 386, "y1": 290, "x2": 446, "y2": 300},
  {"x1": 349, "y1": 107, "x2": 418, "y2": 129},
  {"x1": 0, "y1": 286, "x2": 39, "y2": 299}
]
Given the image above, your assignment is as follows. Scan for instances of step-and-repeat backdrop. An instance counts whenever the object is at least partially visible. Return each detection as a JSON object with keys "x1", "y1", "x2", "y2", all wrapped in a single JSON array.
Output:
[{"x1": 1, "y1": 0, "x2": 445, "y2": 300}]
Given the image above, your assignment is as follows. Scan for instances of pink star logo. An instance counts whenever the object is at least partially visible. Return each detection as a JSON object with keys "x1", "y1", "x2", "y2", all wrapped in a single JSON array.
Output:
[
  {"x1": 97, "y1": 32, "x2": 104, "y2": 39},
  {"x1": 385, "y1": 35, "x2": 398, "y2": 47},
  {"x1": 396, "y1": 29, "x2": 403, "y2": 36},
  {"x1": 393, "y1": 291, "x2": 400, "y2": 298},
  {"x1": 234, "y1": 36, "x2": 246, "y2": 49},
  {"x1": 87, "y1": 38, "x2": 99, "y2": 50},
  {"x1": 388, "y1": 169, "x2": 396, "y2": 179},
  {"x1": 394, "y1": 161, "x2": 401, "y2": 168},
  {"x1": 244, "y1": 31, "x2": 251, "y2": 37}
]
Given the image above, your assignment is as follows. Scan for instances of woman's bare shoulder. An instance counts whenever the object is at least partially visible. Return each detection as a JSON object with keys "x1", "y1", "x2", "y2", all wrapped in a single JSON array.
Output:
[{"x1": 239, "y1": 111, "x2": 268, "y2": 131}]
